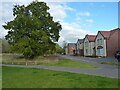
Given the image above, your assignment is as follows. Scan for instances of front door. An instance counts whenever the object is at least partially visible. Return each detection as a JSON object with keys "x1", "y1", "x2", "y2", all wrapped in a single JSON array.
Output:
[
  {"x1": 73, "y1": 50, "x2": 75, "y2": 55},
  {"x1": 97, "y1": 48, "x2": 103, "y2": 56}
]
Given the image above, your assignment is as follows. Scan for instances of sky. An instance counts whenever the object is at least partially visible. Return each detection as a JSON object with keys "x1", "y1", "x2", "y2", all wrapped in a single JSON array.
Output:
[{"x1": 0, "y1": 0, "x2": 119, "y2": 46}]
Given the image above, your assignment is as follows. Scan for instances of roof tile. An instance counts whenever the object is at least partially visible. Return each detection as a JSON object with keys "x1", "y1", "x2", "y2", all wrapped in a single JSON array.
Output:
[{"x1": 87, "y1": 35, "x2": 96, "y2": 41}]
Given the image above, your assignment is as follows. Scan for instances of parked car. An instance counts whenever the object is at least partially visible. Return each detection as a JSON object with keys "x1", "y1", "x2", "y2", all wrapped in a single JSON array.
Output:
[{"x1": 115, "y1": 51, "x2": 120, "y2": 61}]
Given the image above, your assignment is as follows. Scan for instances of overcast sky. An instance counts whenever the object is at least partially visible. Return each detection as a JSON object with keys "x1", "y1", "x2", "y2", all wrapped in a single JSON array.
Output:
[{"x1": 0, "y1": 0, "x2": 118, "y2": 46}]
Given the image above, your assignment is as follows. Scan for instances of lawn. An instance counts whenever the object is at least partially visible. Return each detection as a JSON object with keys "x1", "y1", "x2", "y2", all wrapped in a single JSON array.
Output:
[
  {"x1": 2, "y1": 66, "x2": 119, "y2": 88},
  {"x1": 2, "y1": 54, "x2": 99, "y2": 69},
  {"x1": 36, "y1": 58, "x2": 99, "y2": 68}
]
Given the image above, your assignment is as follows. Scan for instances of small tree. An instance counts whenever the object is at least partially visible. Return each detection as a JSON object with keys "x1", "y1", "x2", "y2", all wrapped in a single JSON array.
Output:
[
  {"x1": 55, "y1": 44, "x2": 64, "y2": 54},
  {"x1": 3, "y1": 1, "x2": 62, "y2": 59}
]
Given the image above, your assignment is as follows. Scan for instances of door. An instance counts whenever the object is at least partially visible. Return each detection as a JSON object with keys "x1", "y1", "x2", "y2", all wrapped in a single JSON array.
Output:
[{"x1": 97, "y1": 48, "x2": 103, "y2": 56}]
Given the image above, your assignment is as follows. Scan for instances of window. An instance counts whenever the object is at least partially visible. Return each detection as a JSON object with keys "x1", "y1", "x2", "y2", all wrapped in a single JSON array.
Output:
[
  {"x1": 97, "y1": 39, "x2": 102, "y2": 45},
  {"x1": 97, "y1": 39, "x2": 99, "y2": 45},
  {"x1": 85, "y1": 42, "x2": 88, "y2": 47},
  {"x1": 99, "y1": 39, "x2": 102, "y2": 45}
]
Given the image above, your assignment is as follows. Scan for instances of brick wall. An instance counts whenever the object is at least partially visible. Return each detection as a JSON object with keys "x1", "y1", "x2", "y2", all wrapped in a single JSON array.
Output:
[
  {"x1": 107, "y1": 29, "x2": 119, "y2": 57},
  {"x1": 68, "y1": 46, "x2": 76, "y2": 55}
]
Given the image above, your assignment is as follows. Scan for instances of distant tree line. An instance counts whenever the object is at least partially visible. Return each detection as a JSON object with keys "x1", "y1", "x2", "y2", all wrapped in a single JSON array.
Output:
[{"x1": 0, "y1": 38, "x2": 11, "y2": 53}]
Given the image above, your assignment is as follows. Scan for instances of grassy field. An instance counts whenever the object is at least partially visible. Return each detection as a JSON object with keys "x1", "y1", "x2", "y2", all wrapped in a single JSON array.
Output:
[
  {"x1": 2, "y1": 54, "x2": 99, "y2": 69},
  {"x1": 2, "y1": 66, "x2": 118, "y2": 88}
]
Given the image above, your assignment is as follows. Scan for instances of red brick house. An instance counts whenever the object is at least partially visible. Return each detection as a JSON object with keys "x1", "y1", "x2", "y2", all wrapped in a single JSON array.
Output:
[
  {"x1": 95, "y1": 28, "x2": 120, "y2": 57},
  {"x1": 66, "y1": 43, "x2": 76, "y2": 55}
]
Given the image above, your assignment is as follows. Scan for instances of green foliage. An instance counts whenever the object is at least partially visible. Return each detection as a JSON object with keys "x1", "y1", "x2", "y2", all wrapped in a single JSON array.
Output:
[
  {"x1": 2, "y1": 1, "x2": 62, "y2": 59},
  {"x1": 55, "y1": 44, "x2": 64, "y2": 54}
]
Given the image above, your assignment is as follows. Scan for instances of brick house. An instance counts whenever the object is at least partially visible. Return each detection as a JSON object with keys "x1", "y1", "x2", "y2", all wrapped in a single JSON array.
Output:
[
  {"x1": 76, "y1": 39, "x2": 84, "y2": 56},
  {"x1": 66, "y1": 43, "x2": 76, "y2": 55},
  {"x1": 95, "y1": 28, "x2": 120, "y2": 57},
  {"x1": 84, "y1": 35, "x2": 96, "y2": 56}
]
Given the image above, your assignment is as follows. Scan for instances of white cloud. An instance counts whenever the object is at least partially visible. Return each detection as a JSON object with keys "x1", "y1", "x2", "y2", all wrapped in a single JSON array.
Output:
[
  {"x1": 0, "y1": 29, "x2": 8, "y2": 38},
  {"x1": 47, "y1": 2, "x2": 75, "y2": 21},
  {"x1": 0, "y1": 22, "x2": 8, "y2": 38},
  {"x1": 62, "y1": 3, "x2": 75, "y2": 11},
  {"x1": 1, "y1": 2, "x2": 14, "y2": 21},
  {"x1": 78, "y1": 12, "x2": 90, "y2": 16},
  {"x1": 58, "y1": 21, "x2": 94, "y2": 46},
  {"x1": 76, "y1": 17, "x2": 81, "y2": 21},
  {"x1": 86, "y1": 19, "x2": 93, "y2": 23},
  {"x1": 89, "y1": 3, "x2": 94, "y2": 6}
]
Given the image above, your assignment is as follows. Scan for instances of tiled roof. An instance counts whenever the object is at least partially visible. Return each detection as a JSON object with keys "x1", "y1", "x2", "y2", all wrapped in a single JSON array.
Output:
[
  {"x1": 100, "y1": 31, "x2": 111, "y2": 38},
  {"x1": 86, "y1": 35, "x2": 96, "y2": 41},
  {"x1": 68, "y1": 43, "x2": 76, "y2": 47},
  {"x1": 100, "y1": 28, "x2": 120, "y2": 39}
]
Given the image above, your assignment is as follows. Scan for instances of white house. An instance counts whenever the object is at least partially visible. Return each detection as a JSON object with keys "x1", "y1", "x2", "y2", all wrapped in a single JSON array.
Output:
[
  {"x1": 84, "y1": 35, "x2": 96, "y2": 56},
  {"x1": 95, "y1": 31, "x2": 108, "y2": 57}
]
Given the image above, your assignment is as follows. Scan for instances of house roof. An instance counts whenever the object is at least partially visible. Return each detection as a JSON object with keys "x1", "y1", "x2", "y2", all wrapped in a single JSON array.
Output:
[
  {"x1": 86, "y1": 35, "x2": 96, "y2": 42},
  {"x1": 99, "y1": 28, "x2": 120, "y2": 39},
  {"x1": 68, "y1": 43, "x2": 76, "y2": 47},
  {"x1": 77, "y1": 39, "x2": 84, "y2": 43},
  {"x1": 99, "y1": 31, "x2": 111, "y2": 38}
]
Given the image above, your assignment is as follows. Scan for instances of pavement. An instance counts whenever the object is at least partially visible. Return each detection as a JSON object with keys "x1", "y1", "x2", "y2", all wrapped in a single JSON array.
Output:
[{"x1": 1, "y1": 55, "x2": 120, "y2": 79}]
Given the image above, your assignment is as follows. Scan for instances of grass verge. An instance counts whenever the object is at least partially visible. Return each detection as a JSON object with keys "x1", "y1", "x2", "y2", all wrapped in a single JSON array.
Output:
[
  {"x1": 99, "y1": 62, "x2": 120, "y2": 66},
  {"x1": 36, "y1": 58, "x2": 99, "y2": 68},
  {"x1": 2, "y1": 58, "x2": 99, "y2": 69},
  {"x1": 2, "y1": 66, "x2": 119, "y2": 88}
]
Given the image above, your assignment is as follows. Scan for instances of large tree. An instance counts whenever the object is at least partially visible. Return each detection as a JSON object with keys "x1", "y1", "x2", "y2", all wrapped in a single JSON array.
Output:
[{"x1": 3, "y1": 1, "x2": 62, "y2": 59}]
